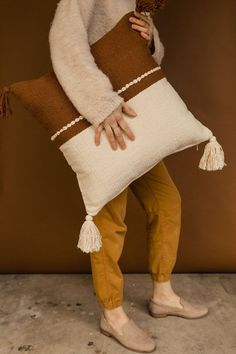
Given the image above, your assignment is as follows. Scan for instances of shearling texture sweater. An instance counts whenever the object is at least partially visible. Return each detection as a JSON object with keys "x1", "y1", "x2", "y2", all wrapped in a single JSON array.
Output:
[{"x1": 48, "y1": 0, "x2": 165, "y2": 128}]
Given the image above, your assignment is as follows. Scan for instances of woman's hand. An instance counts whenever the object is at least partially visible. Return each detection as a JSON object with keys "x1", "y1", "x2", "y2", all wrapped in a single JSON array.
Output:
[
  {"x1": 129, "y1": 9, "x2": 154, "y2": 47},
  {"x1": 94, "y1": 102, "x2": 137, "y2": 150}
]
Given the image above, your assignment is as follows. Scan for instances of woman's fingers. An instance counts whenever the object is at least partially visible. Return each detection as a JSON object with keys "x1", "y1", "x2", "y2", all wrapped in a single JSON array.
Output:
[
  {"x1": 129, "y1": 11, "x2": 153, "y2": 40},
  {"x1": 131, "y1": 23, "x2": 149, "y2": 33},
  {"x1": 122, "y1": 101, "x2": 137, "y2": 116},
  {"x1": 131, "y1": 23, "x2": 152, "y2": 40},
  {"x1": 116, "y1": 115, "x2": 136, "y2": 141},
  {"x1": 140, "y1": 31, "x2": 151, "y2": 40},
  {"x1": 129, "y1": 17, "x2": 149, "y2": 28},
  {"x1": 94, "y1": 102, "x2": 137, "y2": 150},
  {"x1": 94, "y1": 124, "x2": 103, "y2": 146},
  {"x1": 133, "y1": 10, "x2": 151, "y2": 25},
  {"x1": 96, "y1": 115, "x2": 124, "y2": 150},
  {"x1": 111, "y1": 122, "x2": 127, "y2": 150},
  {"x1": 104, "y1": 123, "x2": 119, "y2": 150}
]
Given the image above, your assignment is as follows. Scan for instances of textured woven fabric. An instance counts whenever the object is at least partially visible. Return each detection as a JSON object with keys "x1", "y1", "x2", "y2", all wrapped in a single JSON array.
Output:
[{"x1": 59, "y1": 77, "x2": 212, "y2": 216}]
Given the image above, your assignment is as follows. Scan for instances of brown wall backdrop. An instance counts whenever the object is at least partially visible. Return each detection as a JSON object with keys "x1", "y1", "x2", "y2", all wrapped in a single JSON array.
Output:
[{"x1": 0, "y1": 0, "x2": 235, "y2": 273}]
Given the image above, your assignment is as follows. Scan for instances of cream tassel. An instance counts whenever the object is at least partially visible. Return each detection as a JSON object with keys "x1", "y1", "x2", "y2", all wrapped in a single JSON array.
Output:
[
  {"x1": 198, "y1": 136, "x2": 227, "y2": 171},
  {"x1": 77, "y1": 214, "x2": 102, "y2": 253}
]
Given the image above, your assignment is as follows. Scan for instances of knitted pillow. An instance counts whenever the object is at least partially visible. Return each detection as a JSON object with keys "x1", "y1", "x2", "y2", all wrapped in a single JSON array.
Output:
[{"x1": 0, "y1": 1, "x2": 226, "y2": 253}]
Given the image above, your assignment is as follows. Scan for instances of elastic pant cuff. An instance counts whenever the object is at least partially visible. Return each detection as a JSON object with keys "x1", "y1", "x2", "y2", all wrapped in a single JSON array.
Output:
[
  {"x1": 100, "y1": 298, "x2": 123, "y2": 310},
  {"x1": 150, "y1": 273, "x2": 172, "y2": 282}
]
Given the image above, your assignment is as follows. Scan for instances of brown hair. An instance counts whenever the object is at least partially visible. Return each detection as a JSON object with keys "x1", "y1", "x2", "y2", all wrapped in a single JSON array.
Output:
[{"x1": 135, "y1": 0, "x2": 166, "y2": 16}]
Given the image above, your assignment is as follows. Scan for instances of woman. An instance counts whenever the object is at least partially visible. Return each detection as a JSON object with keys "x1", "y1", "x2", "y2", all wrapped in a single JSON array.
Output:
[{"x1": 49, "y1": 1, "x2": 209, "y2": 352}]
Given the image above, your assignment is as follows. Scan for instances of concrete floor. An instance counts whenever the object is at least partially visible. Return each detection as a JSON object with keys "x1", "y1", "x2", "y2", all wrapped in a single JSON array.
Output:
[{"x1": 0, "y1": 273, "x2": 235, "y2": 354}]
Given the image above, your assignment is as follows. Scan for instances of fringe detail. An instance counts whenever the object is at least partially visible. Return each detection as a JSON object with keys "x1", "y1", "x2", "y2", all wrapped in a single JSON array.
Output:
[
  {"x1": 77, "y1": 214, "x2": 102, "y2": 253},
  {"x1": 135, "y1": 0, "x2": 166, "y2": 16},
  {"x1": 0, "y1": 86, "x2": 12, "y2": 118},
  {"x1": 198, "y1": 136, "x2": 227, "y2": 171}
]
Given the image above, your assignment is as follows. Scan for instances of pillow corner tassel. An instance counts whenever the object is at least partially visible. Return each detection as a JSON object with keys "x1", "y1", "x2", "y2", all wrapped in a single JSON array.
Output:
[
  {"x1": 77, "y1": 214, "x2": 102, "y2": 253},
  {"x1": 0, "y1": 86, "x2": 13, "y2": 119},
  {"x1": 198, "y1": 135, "x2": 227, "y2": 171}
]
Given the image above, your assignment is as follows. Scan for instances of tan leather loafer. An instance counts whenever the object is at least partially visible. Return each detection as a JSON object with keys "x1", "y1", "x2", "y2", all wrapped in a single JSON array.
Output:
[
  {"x1": 147, "y1": 296, "x2": 209, "y2": 319},
  {"x1": 100, "y1": 313, "x2": 156, "y2": 353}
]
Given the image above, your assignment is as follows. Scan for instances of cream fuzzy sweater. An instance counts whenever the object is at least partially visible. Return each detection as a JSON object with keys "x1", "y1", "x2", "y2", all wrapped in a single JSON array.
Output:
[{"x1": 48, "y1": 0, "x2": 165, "y2": 127}]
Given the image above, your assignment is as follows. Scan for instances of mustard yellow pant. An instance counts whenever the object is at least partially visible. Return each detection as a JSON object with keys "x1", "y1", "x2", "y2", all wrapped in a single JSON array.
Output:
[{"x1": 90, "y1": 159, "x2": 181, "y2": 310}]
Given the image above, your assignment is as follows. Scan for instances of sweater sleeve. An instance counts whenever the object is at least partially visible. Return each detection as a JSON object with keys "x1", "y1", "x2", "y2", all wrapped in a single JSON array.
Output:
[
  {"x1": 149, "y1": 18, "x2": 165, "y2": 65},
  {"x1": 48, "y1": 0, "x2": 124, "y2": 128}
]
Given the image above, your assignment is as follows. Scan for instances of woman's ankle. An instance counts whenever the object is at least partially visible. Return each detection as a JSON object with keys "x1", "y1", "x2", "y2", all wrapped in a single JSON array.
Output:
[
  {"x1": 103, "y1": 305, "x2": 129, "y2": 322},
  {"x1": 152, "y1": 279, "x2": 175, "y2": 297},
  {"x1": 152, "y1": 279, "x2": 182, "y2": 304},
  {"x1": 153, "y1": 279, "x2": 173, "y2": 295}
]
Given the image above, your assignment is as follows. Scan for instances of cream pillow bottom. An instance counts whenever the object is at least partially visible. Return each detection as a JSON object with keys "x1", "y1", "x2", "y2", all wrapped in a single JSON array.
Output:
[{"x1": 59, "y1": 77, "x2": 226, "y2": 253}]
